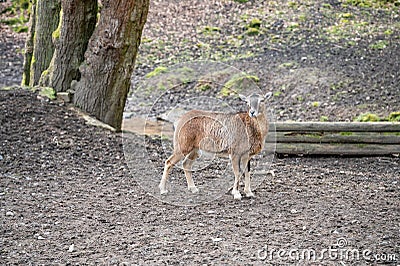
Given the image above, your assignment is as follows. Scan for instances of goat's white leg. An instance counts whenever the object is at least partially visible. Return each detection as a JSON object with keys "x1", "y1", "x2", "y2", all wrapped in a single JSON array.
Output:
[
  {"x1": 230, "y1": 156, "x2": 242, "y2": 200},
  {"x1": 183, "y1": 149, "x2": 199, "y2": 193},
  {"x1": 159, "y1": 153, "x2": 183, "y2": 195},
  {"x1": 243, "y1": 159, "x2": 255, "y2": 198}
]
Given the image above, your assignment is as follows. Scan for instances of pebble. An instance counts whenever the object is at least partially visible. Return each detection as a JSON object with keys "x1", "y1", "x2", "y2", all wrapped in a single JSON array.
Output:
[
  {"x1": 68, "y1": 244, "x2": 75, "y2": 252},
  {"x1": 6, "y1": 211, "x2": 14, "y2": 216},
  {"x1": 0, "y1": 154, "x2": 3, "y2": 161},
  {"x1": 123, "y1": 112, "x2": 134, "y2": 119},
  {"x1": 212, "y1": 237, "x2": 223, "y2": 242}
]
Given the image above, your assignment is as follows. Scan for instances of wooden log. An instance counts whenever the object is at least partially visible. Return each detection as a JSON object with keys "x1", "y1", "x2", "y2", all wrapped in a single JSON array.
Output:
[
  {"x1": 266, "y1": 132, "x2": 400, "y2": 144},
  {"x1": 276, "y1": 143, "x2": 400, "y2": 156},
  {"x1": 274, "y1": 122, "x2": 400, "y2": 132}
]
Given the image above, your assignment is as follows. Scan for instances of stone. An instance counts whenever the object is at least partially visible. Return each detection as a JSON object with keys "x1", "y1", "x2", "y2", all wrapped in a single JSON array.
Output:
[{"x1": 57, "y1": 92, "x2": 71, "y2": 103}]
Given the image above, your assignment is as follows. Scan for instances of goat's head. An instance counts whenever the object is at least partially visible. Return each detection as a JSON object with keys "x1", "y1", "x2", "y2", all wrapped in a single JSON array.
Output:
[{"x1": 239, "y1": 92, "x2": 272, "y2": 118}]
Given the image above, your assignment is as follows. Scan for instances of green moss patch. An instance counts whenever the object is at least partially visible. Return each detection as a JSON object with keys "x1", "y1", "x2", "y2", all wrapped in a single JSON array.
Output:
[
  {"x1": 369, "y1": 40, "x2": 389, "y2": 50},
  {"x1": 249, "y1": 18, "x2": 262, "y2": 29},
  {"x1": 52, "y1": 9, "x2": 63, "y2": 40},
  {"x1": 386, "y1": 111, "x2": 400, "y2": 122},
  {"x1": 245, "y1": 27, "x2": 260, "y2": 36},
  {"x1": 344, "y1": 0, "x2": 399, "y2": 8},
  {"x1": 145, "y1": 66, "x2": 168, "y2": 78},
  {"x1": 220, "y1": 73, "x2": 259, "y2": 96},
  {"x1": 354, "y1": 112, "x2": 381, "y2": 122},
  {"x1": 354, "y1": 111, "x2": 400, "y2": 122},
  {"x1": 0, "y1": 0, "x2": 30, "y2": 33},
  {"x1": 320, "y1": 116, "x2": 329, "y2": 122},
  {"x1": 38, "y1": 87, "x2": 56, "y2": 100},
  {"x1": 202, "y1": 26, "x2": 221, "y2": 34},
  {"x1": 197, "y1": 83, "x2": 212, "y2": 92}
]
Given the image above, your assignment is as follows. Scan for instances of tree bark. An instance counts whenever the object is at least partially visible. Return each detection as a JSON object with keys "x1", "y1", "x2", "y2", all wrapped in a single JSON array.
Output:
[
  {"x1": 40, "y1": 0, "x2": 97, "y2": 92},
  {"x1": 73, "y1": 0, "x2": 150, "y2": 131},
  {"x1": 28, "y1": 0, "x2": 61, "y2": 86},
  {"x1": 21, "y1": 0, "x2": 36, "y2": 86}
]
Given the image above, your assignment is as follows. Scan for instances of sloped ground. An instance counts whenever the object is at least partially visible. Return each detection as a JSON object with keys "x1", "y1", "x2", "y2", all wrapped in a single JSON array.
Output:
[
  {"x1": 131, "y1": 0, "x2": 400, "y2": 122},
  {"x1": 1, "y1": 0, "x2": 400, "y2": 265}
]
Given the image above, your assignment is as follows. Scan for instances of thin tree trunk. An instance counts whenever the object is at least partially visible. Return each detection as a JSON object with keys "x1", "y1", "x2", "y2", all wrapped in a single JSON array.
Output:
[
  {"x1": 73, "y1": 0, "x2": 149, "y2": 131},
  {"x1": 40, "y1": 0, "x2": 97, "y2": 92},
  {"x1": 21, "y1": 0, "x2": 36, "y2": 86},
  {"x1": 29, "y1": 0, "x2": 61, "y2": 86}
]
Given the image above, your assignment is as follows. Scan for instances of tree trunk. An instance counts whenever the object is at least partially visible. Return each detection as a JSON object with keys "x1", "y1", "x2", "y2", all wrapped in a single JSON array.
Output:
[
  {"x1": 27, "y1": 0, "x2": 61, "y2": 86},
  {"x1": 73, "y1": 0, "x2": 150, "y2": 131},
  {"x1": 21, "y1": 0, "x2": 36, "y2": 86},
  {"x1": 40, "y1": 0, "x2": 97, "y2": 92}
]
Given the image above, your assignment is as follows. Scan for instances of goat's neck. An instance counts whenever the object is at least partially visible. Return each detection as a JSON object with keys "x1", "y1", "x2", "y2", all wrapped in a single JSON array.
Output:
[{"x1": 254, "y1": 112, "x2": 268, "y2": 135}]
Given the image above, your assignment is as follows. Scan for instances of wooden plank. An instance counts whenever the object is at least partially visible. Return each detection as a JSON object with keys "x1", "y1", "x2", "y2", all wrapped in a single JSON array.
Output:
[
  {"x1": 274, "y1": 122, "x2": 400, "y2": 132},
  {"x1": 276, "y1": 143, "x2": 400, "y2": 156},
  {"x1": 266, "y1": 132, "x2": 400, "y2": 144}
]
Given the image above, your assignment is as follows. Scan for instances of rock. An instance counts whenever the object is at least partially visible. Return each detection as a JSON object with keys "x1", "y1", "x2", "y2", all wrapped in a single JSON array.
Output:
[
  {"x1": 6, "y1": 211, "x2": 14, "y2": 216},
  {"x1": 212, "y1": 237, "x2": 223, "y2": 242},
  {"x1": 37, "y1": 235, "x2": 45, "y2": 240},
  {"x1": 68, "y1": 244, "x2": 75, "y2": 252},
  {"x1": 123, "y1": 112, "x2": 134, "y2": 119},
  {"x1": 57, "y1": 92, "x2": 71, "y2": 103}
]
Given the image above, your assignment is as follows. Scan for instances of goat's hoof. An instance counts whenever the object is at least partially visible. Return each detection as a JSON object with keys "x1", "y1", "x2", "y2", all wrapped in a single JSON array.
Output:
[
  {"x1": 233, "y1": 193, "x2": 242, "y2": 200},
  {"x1": 245, "y1": 191, "x2": 255, "y2": 198},
  {"x1": 159, "y1": 187, "x2": 168, "y2": 195},
  {"x1": 188, "y1": 186, "x2": 199, "y2": 193}
]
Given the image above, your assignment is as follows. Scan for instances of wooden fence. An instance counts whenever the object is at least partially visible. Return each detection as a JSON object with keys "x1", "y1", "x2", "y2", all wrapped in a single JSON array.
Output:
[{"x1": 271, "y1": 122, "x2": 400, "y2": 156}]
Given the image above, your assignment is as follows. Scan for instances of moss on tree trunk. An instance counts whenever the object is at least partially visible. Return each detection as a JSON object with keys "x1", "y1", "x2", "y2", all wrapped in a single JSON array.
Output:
[
  {"x1": 21, "y1": 0, "x2": 36, "y2": 86},
  {"x1": 28, "y1": 0, "x2": 61, "y2": 86},
  {"x1": 40, "y1": 0, "x2": 98, "y2": 92},
  {"x1": 22, "y1": 0, "x2": 149, "y2": 131}
]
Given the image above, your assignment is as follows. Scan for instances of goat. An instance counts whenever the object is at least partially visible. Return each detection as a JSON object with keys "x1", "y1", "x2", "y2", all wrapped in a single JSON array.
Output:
[{"x1": 159, "y1": 92, "x2": 272, "y2": 200}]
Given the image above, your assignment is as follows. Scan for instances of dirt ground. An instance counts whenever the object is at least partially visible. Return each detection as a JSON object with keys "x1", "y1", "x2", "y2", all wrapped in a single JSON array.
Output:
[
  {"x1": 1, "y1": 0, "x2": 400, "y2": 265},
  {"x1": 1, "y1": 89, "x2": 399, "y2": 265}
]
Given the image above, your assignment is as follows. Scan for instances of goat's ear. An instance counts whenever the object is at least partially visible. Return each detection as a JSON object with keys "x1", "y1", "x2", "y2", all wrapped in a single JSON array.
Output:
[
  {"x1": 264, "y1": 92, "x2": 272, "y2": 100},
  {"x1": 238, "y1": 94, "x2": 247, "y2": 102}
]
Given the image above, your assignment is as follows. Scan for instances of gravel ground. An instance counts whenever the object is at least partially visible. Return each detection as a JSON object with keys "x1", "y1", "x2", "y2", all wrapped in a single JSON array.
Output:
[{"x1": 1, "y1": 89, "x2": 399, "y2": 265}]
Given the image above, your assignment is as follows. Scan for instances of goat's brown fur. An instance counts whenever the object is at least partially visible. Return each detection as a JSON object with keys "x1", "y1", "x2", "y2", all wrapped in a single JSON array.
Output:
[{"x1": 159, "y1": 93, "x2": 271, "y2": 200}]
